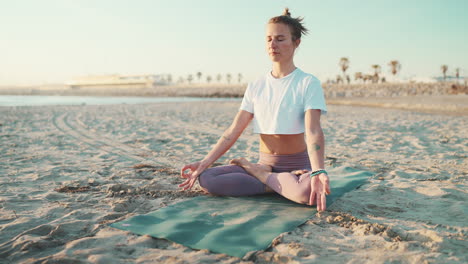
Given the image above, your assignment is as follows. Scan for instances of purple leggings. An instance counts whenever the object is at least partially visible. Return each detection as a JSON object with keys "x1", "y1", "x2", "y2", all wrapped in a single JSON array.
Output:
[{"x1": 198, "y1": 151, "x2": 313, "y2": 204}]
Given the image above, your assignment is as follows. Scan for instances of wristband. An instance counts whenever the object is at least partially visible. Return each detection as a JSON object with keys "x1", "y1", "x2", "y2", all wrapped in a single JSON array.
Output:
[{"x1": 309, "y1": 169, "x2": 327, "y2": 177}]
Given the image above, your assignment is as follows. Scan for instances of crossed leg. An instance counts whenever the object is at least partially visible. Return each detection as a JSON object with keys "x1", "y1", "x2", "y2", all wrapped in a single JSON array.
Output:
[
  {"x1": 230, "y1": 157, "x2": 311, "y2": 204},
  {"x1": 198, "y1": 164, "x2": 273, "y2": 196}
]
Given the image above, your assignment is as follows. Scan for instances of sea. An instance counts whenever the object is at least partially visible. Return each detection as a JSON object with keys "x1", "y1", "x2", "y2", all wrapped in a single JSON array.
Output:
[{"x1": 0, "y1": 95, "x2": 241, "y2": 107}]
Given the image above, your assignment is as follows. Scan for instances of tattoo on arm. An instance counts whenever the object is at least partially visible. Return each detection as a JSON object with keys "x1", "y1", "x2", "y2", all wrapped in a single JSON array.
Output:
[
  {"x1": 222, "y1": 135, "x2": 231, "y2": 141},
  {"x1": 313, "y1": 144, "x2": 321, "y2": 151}
]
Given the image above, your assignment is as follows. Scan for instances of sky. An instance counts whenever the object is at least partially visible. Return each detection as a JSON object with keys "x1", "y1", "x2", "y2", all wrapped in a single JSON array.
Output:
[{"x1": 1, "y1": 0, "x2": 467, "y2": 86}]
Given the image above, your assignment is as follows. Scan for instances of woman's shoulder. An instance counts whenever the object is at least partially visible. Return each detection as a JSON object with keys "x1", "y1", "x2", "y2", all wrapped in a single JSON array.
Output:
[
  {"x1": 247, "y1": 73, "x2": 269, "y2": 88},
  {"x1": 296, "y1": 68, "x2": 321, "y2": 83}
]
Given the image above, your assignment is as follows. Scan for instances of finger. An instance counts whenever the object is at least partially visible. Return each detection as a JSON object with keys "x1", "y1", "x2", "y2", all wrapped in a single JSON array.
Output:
[
  {"x1": 182, "y1": 172, "x2": 192, "y2": 179},
  {"x1": 326, "y1": 180, "x2": 331, "y2": 194},
  {"x1": 183, "y1": 178, "x2": 195, "y2": 190},
  {"x1": 180, "y1": 165, "x2": 190, "y2": 175},
  {"x1": 309, "y1": 176, "x2": 317, "y2": 205},
  {"x1": 178, "y1": 178, "x2": 190, "y2": 188},
  {"x1": 323, "y1": 179, "x2": 331, "y2": 195},
  {"x1": 181, "y1": 170, "x2": 191, "y2": 178},
  {"x1": 309, "y1": 192, "x2": 316, "y2": 206},
  {"x1": 309, "y1": 180, "x2": 314, "y2": 205},
  {"x1": 320, "y1": 175, "x2": 331, "y2": 195},
  {"x1": 321, "y1": 192, "x2": 327, "y2": 211},
  {"x1": 188, "y1": 178, "x2": 197, "y2": 189},
  {"x1": 316, "y1": 192, "x2": 322, "y2": 211}
]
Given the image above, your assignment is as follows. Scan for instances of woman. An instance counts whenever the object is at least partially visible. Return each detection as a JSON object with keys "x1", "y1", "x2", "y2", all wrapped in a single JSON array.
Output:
[{"x1": 179, "y1": 8, "x2": 331, "y2": 211}]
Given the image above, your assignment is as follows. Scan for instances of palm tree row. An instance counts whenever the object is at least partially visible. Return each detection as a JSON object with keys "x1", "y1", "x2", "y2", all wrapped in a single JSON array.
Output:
[
  {"x1": 336, "y1": 58, "x2": 463, "y2": 84},
  {"x1": 335, "y1": 57, "x2": 401, "y2": 84},
  {"x1": 440, "y1": 65, "x2": 462, "y2": 81},
  {"x1": 175, "y1": 72, "x2": 244, "y2": 85}
]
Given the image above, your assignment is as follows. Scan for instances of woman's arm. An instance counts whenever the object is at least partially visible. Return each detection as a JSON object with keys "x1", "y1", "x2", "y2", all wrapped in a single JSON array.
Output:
[
  {"x1": 201, "y1": 110, "x2": 253, "y2": 166},
  {"x1": 179, "y1": 110, "x2": 253, "y2": 190},
  {"x1": 304, "y1": 109, "x2": 330, "y2": 211},
  {"x1": 305, "y1": 109, "x2": 325, "y2": 170}
]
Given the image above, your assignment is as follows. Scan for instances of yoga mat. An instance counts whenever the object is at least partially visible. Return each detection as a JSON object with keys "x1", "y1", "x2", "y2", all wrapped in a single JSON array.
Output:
[{"x1": 110, "y1": 166, "x2": 373, "y2": 258}]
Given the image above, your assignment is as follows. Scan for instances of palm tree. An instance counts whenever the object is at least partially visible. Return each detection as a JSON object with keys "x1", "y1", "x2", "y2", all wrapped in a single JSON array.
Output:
[
  {"x1": 196, "y1": 72, "x2": 202, "y2": 82},
  {"x1": 167, "y1": 74, "x2": 173, "y2": 84},
  {"x1": 455, "y1": 68, "x2": 460, "y2": 80},
  {"x1": 441, "y1": 65, "x2": 448, "y2": 81},
  {"x1": 336, "y1": 75, "x2": 343, "y2": 84},
  {"x1": 187, "y1": 74, "x2": 194, "y2": 84},
  {"x1": 238, "y1": 73, "x2": 243, "y2": 83},
  {"x1": 354, "y1": 72, "x2": 363, "y2": 82},
  {"x1": 206, "y1": 75, "x2": 212, "y2": 83},
  {"x1": 177, "y1": 76, "x2": 184, "y2": 84},
  {"x1": 226, "y1": 73, "x2": 232, "y2": 84},
  {"x1": 371, "y1": 64, "x2": 381, "y2": 83},
  {"x1": 216, "y1": 74, "x2": 222, "y2": 83},
  {"x1": 363, "y1": 74, "x2": 374, "y2": 83},
  {"x1": 339, "y1": 57, "x2": 349, "y2": 80},
  {"x1": 388, "y1": 60, "x2": 401, "y2": 76}
]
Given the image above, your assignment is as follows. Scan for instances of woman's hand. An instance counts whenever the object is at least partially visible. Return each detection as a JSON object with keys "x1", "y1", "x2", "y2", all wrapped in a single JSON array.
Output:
[
  {"x1": 179, "y1": 161, "x2": 207, "y2": 191},
  {"x1": 309, "y1": 173, "x2": 331, "y2": 211}
]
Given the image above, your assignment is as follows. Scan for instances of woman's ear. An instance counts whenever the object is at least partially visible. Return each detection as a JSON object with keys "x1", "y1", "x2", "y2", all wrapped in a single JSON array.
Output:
[{"x1": 295, "y1": 38, "x2": 301, "y2": 48}]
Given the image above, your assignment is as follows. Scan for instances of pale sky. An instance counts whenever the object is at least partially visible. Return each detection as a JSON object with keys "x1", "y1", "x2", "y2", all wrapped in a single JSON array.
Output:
[{"x1": 1, "y1": 0, "x2": 467, "y2": 85}]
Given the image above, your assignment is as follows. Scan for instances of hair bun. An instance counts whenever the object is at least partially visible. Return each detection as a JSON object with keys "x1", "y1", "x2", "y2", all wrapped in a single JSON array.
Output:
[{"x1": 283, "y1": 7, "x2": 291, "y2": 17}]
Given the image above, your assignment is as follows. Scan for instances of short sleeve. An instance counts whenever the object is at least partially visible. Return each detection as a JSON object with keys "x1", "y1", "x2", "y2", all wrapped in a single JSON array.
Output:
[
  {"x1": 304, "y1": 78, "x2": 327, "y2": 114},
  {"x1": 239, "y1": 83, "x2": 254, "y2": 113}
]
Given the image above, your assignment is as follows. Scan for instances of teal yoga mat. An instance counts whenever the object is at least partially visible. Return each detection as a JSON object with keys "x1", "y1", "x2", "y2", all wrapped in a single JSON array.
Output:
[{"x1": 111, "y1": 166, "x2": 373, "y2": 258}]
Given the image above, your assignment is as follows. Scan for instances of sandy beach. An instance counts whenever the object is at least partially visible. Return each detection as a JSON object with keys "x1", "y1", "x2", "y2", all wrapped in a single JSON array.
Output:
[{"x1": 1, "y1": 98, "x2": 467, "y2": 263}]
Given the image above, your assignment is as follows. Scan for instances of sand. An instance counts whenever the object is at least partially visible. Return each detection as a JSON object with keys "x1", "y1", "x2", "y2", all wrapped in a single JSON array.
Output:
[{"x1": 0, "y1": 98, "x2": 467, "y2": 263}]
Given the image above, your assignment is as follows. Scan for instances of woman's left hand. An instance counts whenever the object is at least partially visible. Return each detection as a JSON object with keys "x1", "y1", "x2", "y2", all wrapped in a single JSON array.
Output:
[{"x1": 309, "y1": 173, "x2": 331, "y2": 211}]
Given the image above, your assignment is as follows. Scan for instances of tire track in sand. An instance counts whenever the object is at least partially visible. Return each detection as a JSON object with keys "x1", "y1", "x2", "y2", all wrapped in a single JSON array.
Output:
[{"x1": 53, "y1": 111, "x2": 178, "y2": 168}]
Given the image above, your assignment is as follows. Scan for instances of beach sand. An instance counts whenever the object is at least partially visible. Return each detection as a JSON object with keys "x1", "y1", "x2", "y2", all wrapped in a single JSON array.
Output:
[{"x1": 0, "y1": 98, "x2": 466, "y2": 263}]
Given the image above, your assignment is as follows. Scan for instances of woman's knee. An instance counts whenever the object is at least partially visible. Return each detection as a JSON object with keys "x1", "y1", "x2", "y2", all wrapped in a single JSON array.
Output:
[
  {"x1": 198, "y1": 168, "x2": 215, "y2": 189},
  {"x1": 199, "y1": 165, "x2": 242, "y2": 189},
  {"x1": 290, "y1": 186, "x2": 310, "y2": 204}
]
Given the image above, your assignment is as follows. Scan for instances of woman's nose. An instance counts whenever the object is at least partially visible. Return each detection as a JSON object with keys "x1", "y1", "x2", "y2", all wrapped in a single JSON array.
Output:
[{"x1": 269, "y1": 39, "x2": 277, "y2": 48}]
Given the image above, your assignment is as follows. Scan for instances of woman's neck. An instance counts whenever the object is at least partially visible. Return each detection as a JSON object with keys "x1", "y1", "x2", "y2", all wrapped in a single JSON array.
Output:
[{"x1": 271, "y1": 62, "x2": 296, "y2": 78}]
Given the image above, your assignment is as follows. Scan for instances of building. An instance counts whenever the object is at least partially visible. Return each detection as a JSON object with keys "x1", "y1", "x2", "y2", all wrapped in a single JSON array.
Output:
[{"x1": 65, "y1": 74, "x2": 167, "y2": 89}]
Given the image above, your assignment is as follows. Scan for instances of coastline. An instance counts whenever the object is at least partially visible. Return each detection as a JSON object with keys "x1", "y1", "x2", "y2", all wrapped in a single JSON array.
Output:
[
  {"x1": 0, "y1": 82, "x2": 464, "y2": 98},
  {"x1": 1, "y1": 83, "x2": 467, "y2": 115},
  {"x1": 328, "y1": 95, "x2": 468, "y2": 116}
]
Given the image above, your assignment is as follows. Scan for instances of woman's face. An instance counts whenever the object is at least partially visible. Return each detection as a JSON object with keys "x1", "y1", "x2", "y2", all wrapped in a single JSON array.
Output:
[{"x1": 266, "y1": 23, "x2": 300, "y2": 63}]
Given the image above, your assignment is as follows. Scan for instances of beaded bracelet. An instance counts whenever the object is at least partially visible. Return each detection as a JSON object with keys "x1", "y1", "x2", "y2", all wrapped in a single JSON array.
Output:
[{"x1": 309, "y1": 169, "x2": 327, "y2": 177}]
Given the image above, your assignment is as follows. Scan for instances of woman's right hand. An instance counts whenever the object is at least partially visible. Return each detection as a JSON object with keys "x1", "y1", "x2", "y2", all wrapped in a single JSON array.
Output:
[{"x1": 179, "y1": 161, "x2": 207, "y2": 190}]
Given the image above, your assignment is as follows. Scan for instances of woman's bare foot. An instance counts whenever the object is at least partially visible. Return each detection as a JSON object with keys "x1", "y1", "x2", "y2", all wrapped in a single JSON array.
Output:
[
  {"x1": 291, "y1": 169, "x2": 309, "y2": 176},
  {"x1": 229, "y1": 157, "x2": 272, "y2": 184}
]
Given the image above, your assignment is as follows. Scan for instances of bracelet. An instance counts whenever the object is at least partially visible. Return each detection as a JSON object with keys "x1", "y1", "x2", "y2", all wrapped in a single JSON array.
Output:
[{"x1": 309, "y1": 169, "x2": 327, "y2": 177}]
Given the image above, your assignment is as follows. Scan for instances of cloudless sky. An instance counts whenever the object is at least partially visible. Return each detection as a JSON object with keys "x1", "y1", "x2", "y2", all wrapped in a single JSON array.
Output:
[{"x1": 1, "y1": 0, "x2": 467, "y2": 85}]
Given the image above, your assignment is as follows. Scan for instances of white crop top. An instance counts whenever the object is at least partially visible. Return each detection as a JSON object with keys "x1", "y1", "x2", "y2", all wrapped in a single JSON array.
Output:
[{"x1": 239, "y1": 68, "x2": 327, "y2": 134}]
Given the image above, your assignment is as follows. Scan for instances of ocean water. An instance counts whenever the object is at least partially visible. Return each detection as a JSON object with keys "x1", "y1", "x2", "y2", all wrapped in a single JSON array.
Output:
[{"x1": 0, "y1": 95, "x2": 241, "y2": 107}]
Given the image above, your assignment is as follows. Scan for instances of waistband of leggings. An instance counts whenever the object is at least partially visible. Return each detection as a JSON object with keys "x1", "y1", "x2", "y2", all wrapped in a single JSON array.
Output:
[{"x1": 258, "y1": 150, "x2": 310, "y2": 171}]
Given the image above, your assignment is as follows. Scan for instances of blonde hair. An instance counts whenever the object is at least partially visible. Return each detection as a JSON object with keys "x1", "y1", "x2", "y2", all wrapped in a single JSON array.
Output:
[{"x1": 268, "y1": 8, "x2": 308, "y2": 41}]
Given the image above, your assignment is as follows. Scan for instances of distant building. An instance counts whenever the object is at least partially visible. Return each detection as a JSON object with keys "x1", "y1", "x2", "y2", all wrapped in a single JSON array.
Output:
[
  {"x1": 407, "y1": 76, "x2": 438, "y2": 83},
  {"x1": 433, "y1": 76, "x2": 466, "y2": 84},
  {"x1": 65, "y1": 74, "x2": 167, "y2": 89}
]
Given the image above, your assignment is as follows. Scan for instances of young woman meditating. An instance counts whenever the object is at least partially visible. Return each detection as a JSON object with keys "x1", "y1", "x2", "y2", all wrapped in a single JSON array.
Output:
[{"x1": 179, "y1": 8, "x2": 330, "y2": 211}]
